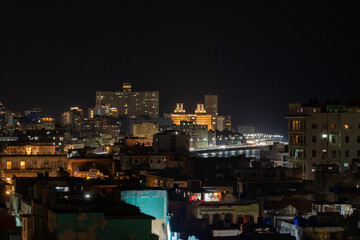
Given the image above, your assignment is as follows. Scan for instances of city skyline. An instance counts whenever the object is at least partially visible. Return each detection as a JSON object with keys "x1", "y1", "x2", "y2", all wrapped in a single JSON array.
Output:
[
  {"x1": 2, "y1": 2, "x2": 360, "y2": 239},
  {"x1": 2, "y1": 2, "x2": 360, "y2": 136}
]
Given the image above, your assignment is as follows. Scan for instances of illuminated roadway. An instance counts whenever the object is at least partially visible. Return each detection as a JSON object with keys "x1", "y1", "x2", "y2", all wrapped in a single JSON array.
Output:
[{"x1": 191, "y1": 144, "x2": 271, "y2": 159}]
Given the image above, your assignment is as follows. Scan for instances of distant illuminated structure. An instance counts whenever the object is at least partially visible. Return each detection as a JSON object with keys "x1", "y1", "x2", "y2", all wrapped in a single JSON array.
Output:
[
  {"x1": 0, "y1": 102, "x2": 7, "y2": 134},
  {"x1": 171, "y1": 103, "x2": 191, "y2": 125},
  {"x1": 180, "y1": 121, "x2": 209, "y2": 149},
  {"x1": 96, "y1": 82, "x2": 159, "y2": 118},
  {"x1": 61, "y1": 107, "x2": 83, "y2": 137},
  {"x1": 170, "y1": 94, "x2": 231, "y2": 132},
  {"x1": 174, "y1": 103, "x2": 186, "y2": 113},
  {"x1": 0, "y1": 102, "x2": 6, "y2": 120},
  {"x1": 216, "y1": 115, "x2": 231, "y2": 131},
  {"x1": 61, "y1": 107, "x2": 83, "y2": 125},
  {"x1": 122, "y1": 82, "x2": 132, "y2": 92},
  {"x1": 170, "y1": 103, "x2": 215, "y2": 131},
  {"x1": 195, "y1": 103, "x2": 206, "y2": 114},
  {"x1": 194, "y1": 104, "x2": 213, "y2": 130}
]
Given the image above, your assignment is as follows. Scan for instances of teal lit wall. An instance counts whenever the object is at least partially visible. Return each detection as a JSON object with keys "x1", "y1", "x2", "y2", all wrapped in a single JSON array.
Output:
[{"x1": 121, "y1": 190, "x2": 169, "y2": 223}]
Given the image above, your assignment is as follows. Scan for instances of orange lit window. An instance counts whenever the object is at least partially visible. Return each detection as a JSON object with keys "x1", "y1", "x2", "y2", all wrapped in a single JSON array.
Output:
[
  {"x1": 6, "y1": 161, "x2": 11, "y2": 170},
  {"x1": 20, "y1": 161, "x2": 25, "y2": 170},
  {"x1": 345, "y1": 124, "x2": 349, "y2": 129},
  {"x1": 330, "y1": 124, "x2": 336, "y2": 129},
  {"x1": 292, "y1": 120, "x2": 301, "y2": 130}
]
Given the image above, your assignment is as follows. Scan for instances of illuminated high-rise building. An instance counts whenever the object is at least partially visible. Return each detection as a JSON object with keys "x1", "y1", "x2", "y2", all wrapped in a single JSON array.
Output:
[
  {"x1": 96, "y1": 82, "x2": 159, "y2": 118},
  {"x1": 194, "y1": 104, "x2": 212, "y2": 130}
]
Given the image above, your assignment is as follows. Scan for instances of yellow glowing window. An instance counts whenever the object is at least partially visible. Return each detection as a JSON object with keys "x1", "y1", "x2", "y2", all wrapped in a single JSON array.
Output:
[
  {"x1": 20, "y1": 161, "x2": 25, "y2": 169},
  {"x1": 6, "y1": 161, "x2": 11, "y2": 170},
  {"x1": 345, "y1": 124, "x2": 349, "y2": 129},
  {"x1": 292, "y1": 120, "x2": 301, "y2": 130}
]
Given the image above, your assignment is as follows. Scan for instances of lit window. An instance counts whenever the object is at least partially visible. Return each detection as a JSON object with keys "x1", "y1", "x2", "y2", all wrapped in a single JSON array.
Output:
[
  {"x1": 345, "y1": 124, "x2": 349, "y2": 129},
  {"x1": 6, "y1": 161, "x2": 11, "y2": 170},
  {"x1": 20, "y1": 161, "x2": 25, "y2": 169},
  {"x1": 55, "y1": 186, "x2": 70, "y2": 192},
  {"x1": 344, "y1": 163, "x2": 349, "y2": 167}
]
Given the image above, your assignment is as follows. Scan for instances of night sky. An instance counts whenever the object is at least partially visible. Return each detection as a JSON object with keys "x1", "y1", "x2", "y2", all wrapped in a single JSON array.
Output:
[{"x1": 1, "y1": 2, "x2": 360, "y2": 136}]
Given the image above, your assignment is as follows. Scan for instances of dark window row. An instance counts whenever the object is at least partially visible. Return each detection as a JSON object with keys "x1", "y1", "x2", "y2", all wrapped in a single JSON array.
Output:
[{"x1": 312, "y1": 150, "x2": 360, "y2": 158}]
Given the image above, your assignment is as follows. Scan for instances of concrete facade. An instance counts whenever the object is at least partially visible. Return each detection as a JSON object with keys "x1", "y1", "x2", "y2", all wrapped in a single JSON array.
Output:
[
  {"x1": 0, "y1": 155, "x2": 68, "y2": 181},
  {"x1": 287, "y1": 102, "x2": 360, "y2": 179},
  {"x1": 133, "y1": 122, "x2": 159, "y2": 139}
]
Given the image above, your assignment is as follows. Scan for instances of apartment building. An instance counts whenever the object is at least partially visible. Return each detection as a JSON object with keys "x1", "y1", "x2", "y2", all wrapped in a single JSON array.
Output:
[{"x1": 286, "y1": 101, "x2": 360, "y2": 179}]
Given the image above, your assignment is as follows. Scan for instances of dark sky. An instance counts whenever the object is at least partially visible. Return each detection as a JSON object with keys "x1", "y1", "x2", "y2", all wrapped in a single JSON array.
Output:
[{"x1": 1, "y1": 1, "x2": 360, "y2": 136}]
